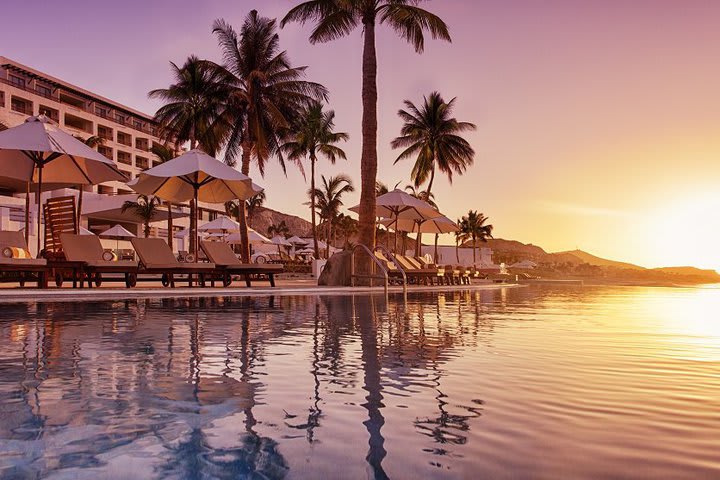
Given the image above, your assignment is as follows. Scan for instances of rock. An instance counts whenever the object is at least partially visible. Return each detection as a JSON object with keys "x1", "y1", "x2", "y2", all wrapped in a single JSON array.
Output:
[{"x1": 318, "y1": 251, "x2": 352, "y2": 286}]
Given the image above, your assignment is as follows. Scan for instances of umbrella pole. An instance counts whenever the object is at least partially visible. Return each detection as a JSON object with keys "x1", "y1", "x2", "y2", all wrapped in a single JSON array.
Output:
[
  {"x1": 76, "y1": 187, "x2": 83, "y2": 232},
  {"x1": 193, "y1": 187, "x2": 199, "y2": 256},
  {"x1": 36, "y1": 162, "x2": 43, "y2": 256},
  {"x1": 434, "y1": 233, "x2": 439, "y2": 263},
  {"x1": 24, "y1": 182, "x2": 30, "y2": 246}
]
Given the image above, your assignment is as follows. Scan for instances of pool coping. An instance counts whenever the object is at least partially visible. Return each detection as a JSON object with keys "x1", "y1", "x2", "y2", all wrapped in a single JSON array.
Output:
[{"x1": 0, "y1": 282, "x2": 524, "y2": 303}]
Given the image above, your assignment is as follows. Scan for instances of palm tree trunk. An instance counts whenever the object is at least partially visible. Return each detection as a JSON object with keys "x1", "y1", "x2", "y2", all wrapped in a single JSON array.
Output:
[
  {"x1": 310, "y1": 155, "x2": 319, "y2": 259},
  {"x1": 415, "y1": 229, "x2": 423, "y2": 257},
  {"x1": 24, "y1": 182, "x2": 30, "y2": 246},
  {"x1": 425, "y1": 167, "x2": 436, "y2": 199},
  {"x1": 473, "y1": 238, "x2": 477, "y2": 264},
  {"x1": 325, "y1": 221, "x2": 331, "y2": 259},
  {"x1": 357, "y1": 18, "x2": 378, "y2": 276},
  {"x1": 434, "y1": 233, "x2": 439, "y2": 263},
  {"x1": 237, "y1": 143, "x2": 252, "y2": 262},
  {"x1": 167, "y1": 202, "x2": 174, "y2": 251},
  {"x1": 456, "y1": 239, "x2": 460, "y2": 263}
]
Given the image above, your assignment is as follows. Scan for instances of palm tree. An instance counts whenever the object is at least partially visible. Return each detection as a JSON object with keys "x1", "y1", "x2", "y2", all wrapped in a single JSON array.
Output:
[
  {"x1": 455, "y1": 218, "x2": 468, "y2": 263},
  {"x1": 311, "y1": 174, "x2": 354, "y2": 258},
  {"x1": 225, "y1": 191, "x2": 266, "y2": 228},
  {"x1": 151, "y1": 143, "x2": 178, "y2": 250},
  {"x1": 281, "y1": 102, "x2": 349, "y2": 259},
  {"x1": 392, "y1": 91, "x2": 476, "y2": 196},
  {"x1": 210, "y1": 12, "x2": 328, "y2": 261},
  {"x1": 150, "y1": 55, "x2": 228, "y2": 254},
  {"x1": 282, "y1": 1, "x2": 451, "y2": 262},
  {"x1": 149, "y1": 55, "x2": 227, "y2": 154},
  {"x1": 267, "y1": 220, "x2": 290, "y2": 238},
  {"x1": 404, "y1": 184, "x2": 438, "y2": 256},
  {"x1": 375, "y1": 181, "x2": 389, "y2": 197},
  {"x1": 459, "y1": 210, "x2": 493, "y2": 264},
  {"x1": 121, "y1": 195, "x2": 162, "y2": 238}
]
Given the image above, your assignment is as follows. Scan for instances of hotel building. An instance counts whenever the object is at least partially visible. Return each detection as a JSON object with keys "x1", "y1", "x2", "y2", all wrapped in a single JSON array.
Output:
[{"x1": 0, "y1": 56, "x2": 223, "y2": 254}]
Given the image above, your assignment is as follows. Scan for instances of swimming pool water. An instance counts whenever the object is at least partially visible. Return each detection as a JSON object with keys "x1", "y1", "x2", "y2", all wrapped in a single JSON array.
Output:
[{"x1": 1, "y1": 286, "x2": 719, "y2": 479}]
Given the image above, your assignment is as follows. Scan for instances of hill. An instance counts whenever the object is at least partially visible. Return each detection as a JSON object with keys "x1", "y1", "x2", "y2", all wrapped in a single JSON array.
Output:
[
  {"x1": 555, "y1": 249, "x2": 644, "y2": 270},
  {"x1": 249, "y1": 207, "x2": 313, "y2": 238}
]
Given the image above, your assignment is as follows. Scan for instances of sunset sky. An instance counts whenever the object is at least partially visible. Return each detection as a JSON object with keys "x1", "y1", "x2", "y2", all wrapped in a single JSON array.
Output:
[{"x1": 2, "y1": 0, "x2": 719, "y2": 271}]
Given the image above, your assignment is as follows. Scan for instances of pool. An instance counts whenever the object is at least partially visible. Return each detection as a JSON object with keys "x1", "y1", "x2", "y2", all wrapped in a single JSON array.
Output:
[{"x1": 1, "y1": 286, "x2": 719, "y2": 479}]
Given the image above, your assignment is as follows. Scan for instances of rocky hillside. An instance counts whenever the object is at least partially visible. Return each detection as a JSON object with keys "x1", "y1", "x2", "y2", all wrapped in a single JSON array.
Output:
[{"x1": 249, "y1": 207, "x2": 313, "y2": 237}]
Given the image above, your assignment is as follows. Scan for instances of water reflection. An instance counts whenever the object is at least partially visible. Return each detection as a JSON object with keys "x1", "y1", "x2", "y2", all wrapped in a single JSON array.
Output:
[{"x1": 1, "y1": 286, "x2": 719, "y2": 478}]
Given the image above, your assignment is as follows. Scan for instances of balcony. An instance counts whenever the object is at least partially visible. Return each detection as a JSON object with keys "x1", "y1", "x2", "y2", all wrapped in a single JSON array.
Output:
[
  {"x1": 135, "y1": 156, "x2": 149, "y2": 170},
  {"x1": 98, "y1": 146, "x2": 113, "y2": 160},
  {"x1": 117, "y1": 151, "x2": 132, "y2": 165},
  {"x1": 39, "y1": 105, "x2": 60, "y2": 123},
  {"x1": 97, "y1": 125, "x2": 114, "y2": 141},
  {"x1": 64, "y1": 113, "x2": 93, "y2": 134},
  {"x1": 117, "y1": 131, "x2": 132, "y2": 147},
  {"x1": 10, "y1": 96, "x2": 32, "y2": 115},
  {"x1": 135, "y1": 137, "x2": 150, "y2": 151}
]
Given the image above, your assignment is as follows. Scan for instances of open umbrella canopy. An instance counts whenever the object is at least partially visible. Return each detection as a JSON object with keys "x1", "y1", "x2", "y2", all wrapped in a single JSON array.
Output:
[
  {"x1": 99, "y1": 224, "x2": 136, "y2": 239},
  {"x1": 0, "y1": 115, "x2": 128, "y2": 252},
  {"x1": 226, "y1": 227, "x2": 272, "y2": 245},
  {"x1": 129, "y1": 149, "x2": 258, "y2": 204},
  {"x1": 286, "y1": 235, "x2": 309, "y2": 246},
  {"x1": 79, "y1": 226, "x2": 94, "y2": 235},
  {"x1": 270, "y1": 235, "x2": 292, "y2": 247},
  {"x1": 381, "y1": 215, "x2": 458, "y2": 234},
  {"x1": 349, "y1": 189, "x2": 439, "y2": 223},
  {"x1": 0, "y1": 116, "x2": 126, "y2": 184},
  {"x1": 199, "y1": 215, "x2": 240, "y2": 233}
]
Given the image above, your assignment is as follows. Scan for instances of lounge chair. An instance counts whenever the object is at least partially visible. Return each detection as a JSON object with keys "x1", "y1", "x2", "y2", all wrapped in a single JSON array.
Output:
[
  {"x1": 395, "y1": 255, "x2": 445, "y2": 285},
  {"x1": 0, "y1": 231, "x2": 47, "y2": 288},
  {"x1": 374, "y1": 250, "x2": 435, "y2": 285},
  {"x1": 200, "y1": 240, "x2": 283, "y2": 287},
  {"x1": 131, "y1": 237, "x2": 216, "y2": 288},
  {"x1": 60, "y1": 233, "x2": 138, "y2": 288}
]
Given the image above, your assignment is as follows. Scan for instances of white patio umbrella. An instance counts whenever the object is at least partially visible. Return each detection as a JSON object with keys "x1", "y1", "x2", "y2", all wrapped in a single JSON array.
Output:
[
  {"x1": 382, "y1": 215, "x2": 458, "y2": 259},
  {"x1": 199, "y1": 215, "x2": 240, "y2": 235},
  {"x1": 226, "y1": 227, "x2": 272, "y2": 245},
  {"x1": 99, "y1": 224, "x2": 136, "y2": 251},
  {"x1": 0, "y1": 115, "x2": 127, "y2": 252},
  {"x1": 350, "y1": 189, "x2": 439, "y2": 253},
  {"x1": 129, "y1": 149, "x2": 258, "y2": 255},
  {"x1": 286, "y1": 235, "x2": 308, "y2": 246},
  {"x1": 79, "y1": 226, "x2": 95, "y2": 235}
]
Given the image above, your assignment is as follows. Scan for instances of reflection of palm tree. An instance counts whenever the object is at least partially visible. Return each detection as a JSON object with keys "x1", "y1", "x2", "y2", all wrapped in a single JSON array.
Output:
[{"x1": 354, "y1": 295, "x2": 389, "y2": 479}]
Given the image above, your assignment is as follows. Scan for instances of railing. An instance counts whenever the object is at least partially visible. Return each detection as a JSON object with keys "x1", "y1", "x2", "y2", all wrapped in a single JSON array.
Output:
[
  {"x1": 351, "y1": 244, "x2": 409, "y2": 296},
  {"x1": 373, "y1": 245, "x2": 407, "y2": 295}
]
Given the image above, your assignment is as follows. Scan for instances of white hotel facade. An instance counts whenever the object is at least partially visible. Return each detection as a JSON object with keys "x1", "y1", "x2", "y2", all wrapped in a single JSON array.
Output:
[{"x1": 0, "y1": 56, "x2": 224, "y2": 255}]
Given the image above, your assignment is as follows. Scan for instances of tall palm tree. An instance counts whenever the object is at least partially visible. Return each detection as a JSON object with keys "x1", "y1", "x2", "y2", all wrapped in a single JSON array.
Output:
[
  {"x1": 392, "y1": 91, "x2": 476, "y2": 196},
  {"x1": 282, "y1": 1, "x2": 451, "y2": 262},
  {"x1": 311, "y1": 174, "x2": 354, "y2": 258},
  {"x1": 151, "y1": 143, "x2": 178, "y2": 250},
  {"x1": 149, "y1": 55, "x2": 228, "y2": 254},
  {"x1": 210, "y1": 12, "x2": 328, "y2": 261},
  {"x1": 121, "y1": 195, "x2": 162, "y2": 238},
  {"x1": 459, "y1": 210, "x2": 493, "y2": 264},
  {"x1": 404, "y1": 184, "x2": 438, "y2": 256},
  {"x1": 149, "y1": 55, "x2": 227, "y2": 154},
  {"x1": 281, "y1": 102, "x2": 349, "y2": 258}
]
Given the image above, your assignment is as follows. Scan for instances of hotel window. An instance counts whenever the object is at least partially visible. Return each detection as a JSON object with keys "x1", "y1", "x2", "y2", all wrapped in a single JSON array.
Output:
[
  {"x1": 117, "y1": 188, "x2": 133, "y2": 195},
  {"x1": 120, "y1": 169, "x2": 133, "y2": 179},
  {"x1": 39, "y1": 105, "x2": 59, "y2": 122},
  {"x1": 36, "y1": 84, "x2": 52, "y2": 98},
  {"x1": 64, "y1": 113, "x2": 93, "y2": 133},
  {"x1": 117, "y1": 131, "x2": 132, "y2": 147},
  {"x1": 95, "y1": 105, "x2": 109, "y2": 118},
  {"x1": 0, "y1": 91, "x2": 5, "y2": 108},
  {"x1": 135, "y1": 156, "x2": 149, "y2": 169},
  {"x1": 97, "y1": 125, "x2": 113, "y2": 141},
  {"x1": 114, "y1": 113, "x2": 125, "y2": 124},
  {"x1": 135, "y1": 137, "x2": 149, "y2": 151},
  {"x1": 98, "y1": 145, "x2": 113, "y2": 160},
  {"x1": 9, "y1": 75, "x2": 25, "y2": 88},
  {"x1": 133, "y1": 119, "x2": 143, "y2": 129},
  {"x1": 10, "y1": 96, "x2": 32, "y2": 115},
  {"x1": 97, "y1": 185, "x2": 114, "y2": 195},
  {"x1": 117, "y1": 151, "x2": 132, "y2": 165}
]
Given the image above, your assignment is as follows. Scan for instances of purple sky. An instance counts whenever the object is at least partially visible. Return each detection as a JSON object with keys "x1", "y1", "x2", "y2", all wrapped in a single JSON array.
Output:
[{"x1": 4, "y1": 1, "x2": 720, "y2": 269}]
